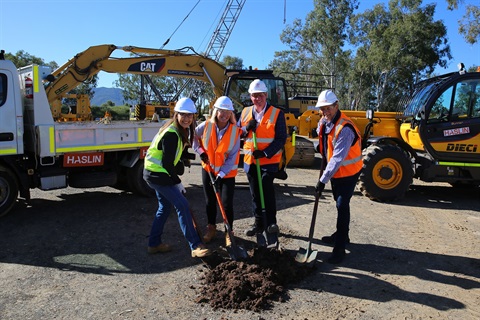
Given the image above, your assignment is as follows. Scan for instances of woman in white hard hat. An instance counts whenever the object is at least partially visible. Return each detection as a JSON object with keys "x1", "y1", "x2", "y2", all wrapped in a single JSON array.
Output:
[
  {"x1": 315, "y1": 89, "x2": 362, "y2": 264},
  {"x1": 193, "y1": 96, "x2": 241, "y2": 247},
  {"x1": 143, "y1": 97, "x2": 212, "y2": 258}
]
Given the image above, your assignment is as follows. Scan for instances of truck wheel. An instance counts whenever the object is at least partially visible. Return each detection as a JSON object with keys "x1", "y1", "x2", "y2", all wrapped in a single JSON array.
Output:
[
  {"x1": 0, "y1": 168, "x2": 19, "y2": 217},
  {"x1": 359, "y1": 144, "x2": 413, "y2": 202},
  {"x1": 127, "y1": 160, "x2": 155, "y2": 197}
]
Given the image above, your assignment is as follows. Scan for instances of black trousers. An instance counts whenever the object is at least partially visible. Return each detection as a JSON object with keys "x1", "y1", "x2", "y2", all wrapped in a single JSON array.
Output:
[
  {"x1": 201, "y1": 168, "x2": 235, "y2": 228},
  {"x1": 330, "y1": 171, "x2": 360, "y2": 250},
  {"x1": 246, "y1": 166, "x2": 277, "y2": 229}
]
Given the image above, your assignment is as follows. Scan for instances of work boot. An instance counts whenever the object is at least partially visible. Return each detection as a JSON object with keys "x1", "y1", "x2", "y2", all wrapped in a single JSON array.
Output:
[
  {"x1": 245, "y1": 224, "x2": 264, "y2": 237},
  {"x1": 321, "y1": 232, "x2": 350, "y2": 245},
  {"x1": 267, "y1": 223, "x2": 279, "y2": 234},
  {"x1": 225, "y1": 232, "x2": 233, "y2": 247},
  {"x1": 191, "y1": 244, "x2": 212, "y2": 258},
  {"x1": 203, "y1": 224, "x2": 217, "y2": 243},
  {"x1": 327, "y1": 248, "x2": 346, "y2": 264},
  {"x1": 147, "y1": 243, "x2": 172, "y2": 254}
]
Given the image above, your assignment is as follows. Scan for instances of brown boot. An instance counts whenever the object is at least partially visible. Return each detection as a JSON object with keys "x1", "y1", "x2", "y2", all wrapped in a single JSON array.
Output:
[
  {"x1": 191, "y1": 244, "x2": 212, "y2": 258},
  {"x1": 203, "y1": 224, "x2": 217, "y2": 243},
  {"x1": 147, "y1": 243, "x2": 172, "y2": 254}
]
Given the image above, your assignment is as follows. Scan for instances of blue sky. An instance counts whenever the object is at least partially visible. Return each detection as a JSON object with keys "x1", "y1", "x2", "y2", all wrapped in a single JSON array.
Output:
[{"x1": 1, "y1": 0, "x2": 478, "y2": 88}]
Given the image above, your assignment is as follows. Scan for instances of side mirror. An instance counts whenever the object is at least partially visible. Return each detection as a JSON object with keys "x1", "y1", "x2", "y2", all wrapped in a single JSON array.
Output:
[{"x1": 366, "y1": 109, "x2": 374, "y2": 120}]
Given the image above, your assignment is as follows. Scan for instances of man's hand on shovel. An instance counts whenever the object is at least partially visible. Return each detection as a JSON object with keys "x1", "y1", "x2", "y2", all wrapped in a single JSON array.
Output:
[{"x1": 315, "y1": 180, "x2": 325, "y2": 195}]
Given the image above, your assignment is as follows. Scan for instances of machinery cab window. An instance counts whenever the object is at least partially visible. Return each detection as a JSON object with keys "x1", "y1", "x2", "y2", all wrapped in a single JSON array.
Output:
[{"x1": 428, "y1": 79, "x2": 480, "y2": 123}]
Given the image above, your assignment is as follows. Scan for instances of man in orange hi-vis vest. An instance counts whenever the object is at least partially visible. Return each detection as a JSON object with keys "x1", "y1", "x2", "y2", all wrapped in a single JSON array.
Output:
[
  {"x1": 238, "y1": 79, "x2": 287, "y2": 247},
  {"x1": 315, "y1": 90, "x2": 363, "y2": 264}
]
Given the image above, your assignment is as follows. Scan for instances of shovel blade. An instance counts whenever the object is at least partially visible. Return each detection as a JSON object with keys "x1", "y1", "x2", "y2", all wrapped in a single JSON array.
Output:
[
  {"x1": 295, "y1": 247, "x2": 318, "y2": 264},
  {"x1": 226, "y1": 244, "x2": 248, "y2": 261}
]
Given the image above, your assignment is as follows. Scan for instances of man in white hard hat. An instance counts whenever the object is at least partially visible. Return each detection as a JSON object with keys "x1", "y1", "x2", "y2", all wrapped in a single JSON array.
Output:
[
  {"x1": 144, "y1": 97, "x2": 212, "y2": 258},
  {"x1": 193, "y1": 96, "x2": 241, "y2": 247},
  {"x1": 315, "y1": 90, "x2": 363, "y2": 264},
  {"x1": 238, "y1": 79, "x2": 287, "y2": 247}
]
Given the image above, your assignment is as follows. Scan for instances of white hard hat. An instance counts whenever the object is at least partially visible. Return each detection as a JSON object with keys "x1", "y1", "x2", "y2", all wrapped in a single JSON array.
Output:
[
  {"x1": 316, "y1": 90, "x2": 338, "y2": 107},
  {"x1": 214, "y1": 96, "x2": 234, "y2": 111},
  {"x1": 174, "y1": 97, "x2": 196, "y2": 113},
  {"x1": 248, "y1": 79, "x2": 268, "y2": 94}
]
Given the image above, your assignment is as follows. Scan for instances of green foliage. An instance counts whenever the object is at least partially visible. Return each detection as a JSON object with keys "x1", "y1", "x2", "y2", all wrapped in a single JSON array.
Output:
[
  {"x1": 272, "y1": 0, "x2": 455, "y2": 111},
  {"x1": 222, "y1": 55, "x2": 244, "y2": 69},
  {"x1": 447, "y1": 0, "x2": 480, "y2": 44},
  {"x1": 459, "y1": 5, "x2": 480, "y2": 44},
  {"x1": 4, "y1": 50, "x2": 58, "y2": 69}
]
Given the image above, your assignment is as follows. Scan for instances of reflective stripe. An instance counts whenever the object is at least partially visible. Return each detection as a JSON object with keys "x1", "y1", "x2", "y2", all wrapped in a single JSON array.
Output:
[
  {"x1": 203, "y1": 121, "x2": 214, "y2": 148},
  {"x1": 0, "y1": 149, "x2": 17, "y2": 155},
  {"x1": 438, "y1": 161, "x2": 480, "y2": 167},
  {"x1": 332, "y1": 118, "x2": 347, "y2": 146},
  {"x1": 33, "y1": 65, "x2": 40, "y2": 93},
  {"x1": 49, "y1": 126, "x2": 55, "y2": 154},
  {"x1": 56, "y1": 142, "x2": 151, "y2": 153},
  {"x1": 144, "y1": 126, "x2": 182, "y2": 174},
  {"x1": 340, "y1": 155, "x2": 363, "y2": 167}
]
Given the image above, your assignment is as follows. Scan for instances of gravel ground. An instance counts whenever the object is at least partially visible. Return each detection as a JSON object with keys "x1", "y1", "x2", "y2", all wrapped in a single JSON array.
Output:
[{"x1": 0, "y1": 154, "x2": 479, "y2": 319}]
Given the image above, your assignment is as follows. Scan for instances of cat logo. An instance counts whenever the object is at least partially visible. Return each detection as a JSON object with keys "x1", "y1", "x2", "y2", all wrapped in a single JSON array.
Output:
[
  {"x1": 140, "y1": 62, "x2": 156, "y2": 72},
  {"x1": 127, "y1": 59, "x2": 165, "y2": 73},
  {"x1": 446, "y1": 143, "x2": 478, "y2": 152}
]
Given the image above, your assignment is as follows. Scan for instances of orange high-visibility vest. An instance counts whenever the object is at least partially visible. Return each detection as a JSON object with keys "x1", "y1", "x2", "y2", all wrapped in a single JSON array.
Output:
[
  {"x1": 319, "y1": 112, "x2": 363, "y2": 178},
  {"x1": 241, "y1": 105, "x2": 282, "y2": 166},
  {"x1": 201, "y1": 121, "x2": 241, "y2": 178}
]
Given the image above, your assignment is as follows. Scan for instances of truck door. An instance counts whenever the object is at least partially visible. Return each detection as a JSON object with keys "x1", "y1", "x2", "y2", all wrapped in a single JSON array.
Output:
[
  {"x1": 0, "y1": 66, "x2": 22, "y2": 156},
  {"x1": 422, "y1": 75, "x2": 480, "y2": 162}
]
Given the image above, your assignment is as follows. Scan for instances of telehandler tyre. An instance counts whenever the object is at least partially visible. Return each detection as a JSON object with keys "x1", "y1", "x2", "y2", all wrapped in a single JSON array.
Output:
[
  {"x1": 0, "y1": 167, "x2": 19, "y2": 217},
  {"x1": 359, "y1": 144, "x2": 413, "y2": 202}
]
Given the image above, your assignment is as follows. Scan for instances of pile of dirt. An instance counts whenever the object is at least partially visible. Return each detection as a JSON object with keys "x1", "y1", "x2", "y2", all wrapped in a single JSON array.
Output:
[{"x1": 195, "y1": 247, "x2": 315, "y2": 311}]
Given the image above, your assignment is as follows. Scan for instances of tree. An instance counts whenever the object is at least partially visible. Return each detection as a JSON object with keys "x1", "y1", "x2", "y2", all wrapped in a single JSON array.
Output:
[
  {"x1": 4, "y1": 50, "x2": 58, "y2": 70},
  {"x1": 270, "y1": 0, "x2": 358, "y2": 102},
  {"x1": 350, "y1": 0, "x2": 451, "y2": 110},
  {"x1": 221, "y1": 55, "x2": 243, "y2": 69},
  {"x1": 447, "y1": 0, "x2": 480, "y2": 44}
]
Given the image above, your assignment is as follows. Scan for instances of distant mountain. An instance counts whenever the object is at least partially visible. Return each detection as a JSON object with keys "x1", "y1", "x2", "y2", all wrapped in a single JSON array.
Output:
[{"x1": 91, "y1": 87, "x2": 130, "y2": 106}]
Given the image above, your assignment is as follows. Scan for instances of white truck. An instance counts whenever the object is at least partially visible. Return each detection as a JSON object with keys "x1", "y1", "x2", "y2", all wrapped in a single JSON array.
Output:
[{"x1": 0, "y1": 52, "x2": 173, "y2": 217}]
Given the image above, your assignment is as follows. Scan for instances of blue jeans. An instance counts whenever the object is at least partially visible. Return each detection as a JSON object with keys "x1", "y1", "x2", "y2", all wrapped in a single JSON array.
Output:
[{"x1": 146, "y1": 182, "x2": 202, "y2": 250}]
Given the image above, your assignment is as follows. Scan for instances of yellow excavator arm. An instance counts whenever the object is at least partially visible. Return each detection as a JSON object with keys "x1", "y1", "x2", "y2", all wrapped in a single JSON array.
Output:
[{"x1": 45, "y1": 44, "x2": 228, "y2": 107}]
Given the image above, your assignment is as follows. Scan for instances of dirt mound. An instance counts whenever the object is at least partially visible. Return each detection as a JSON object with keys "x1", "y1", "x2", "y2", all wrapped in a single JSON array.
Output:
[{"x1": 195, "y1": 247, "x2": 315, "y2": 311}]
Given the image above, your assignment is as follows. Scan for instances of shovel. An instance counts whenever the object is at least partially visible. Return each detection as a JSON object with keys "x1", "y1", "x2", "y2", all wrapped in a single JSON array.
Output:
[
  {"x1": 252, "y1": 132, "x2": 278, "y2": 249},
  {"x1": 295, "y1": 160, "x2": 325, "y2": 264},
  {"x1": 206, "y1": 168, "x2": 248, "y2": 261}
]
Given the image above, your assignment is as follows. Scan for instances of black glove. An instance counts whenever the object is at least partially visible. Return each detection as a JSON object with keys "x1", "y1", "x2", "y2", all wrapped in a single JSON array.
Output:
[
  {"x1": 315, "y1": 180, "x2": 325, "y2": 194},
  {"x1": 246, "y1": 119, "x2": 257, "y2": 132},
  {"x1": 200, "y1": 152, "x2": 209, "y2": 164},
  {"x1": 252, "y1": 150, "x2": 266, "y2": 159},
  {"x1": 213, "y1": 176, "x2": 222, "y2": 189}
]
